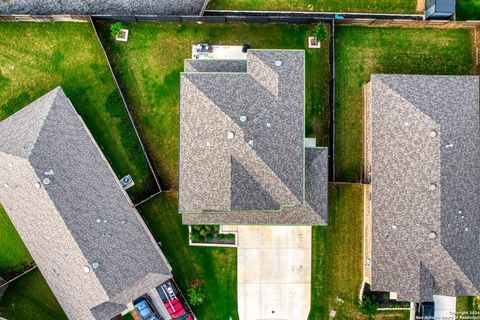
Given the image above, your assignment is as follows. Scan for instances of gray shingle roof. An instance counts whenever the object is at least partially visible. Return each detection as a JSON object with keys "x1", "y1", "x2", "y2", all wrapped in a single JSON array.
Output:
[
  {"x1": 367, "y1": 74, "x2": 480, "y2": 302},
  {"x1": 0, "y1": 88, "x2": 172, "y2": 320},
  {"x1": 184, "y1": 59, "x2": 247, "y2": 73},
  {"x1": 179, "y1": 50, "x2": 328, "y2": 225}
]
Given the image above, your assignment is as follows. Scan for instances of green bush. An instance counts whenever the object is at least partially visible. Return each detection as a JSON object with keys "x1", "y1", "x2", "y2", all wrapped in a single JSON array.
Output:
[
  {"x1": 193, "y1": 225, "x2": 203, "y2": 232},
  {"x1": 217, "y1": 234, "x2": 225, "y2": 241},
  {"x1": 226, "y1": 234, "x2": 235, "y2": 241},
  {"x1": 213, "y1": 225, "x2": 220, "y2": 233},
  {"x1": 190, "y1": 233, "x2": 202, "y2": 243},
  {"x1": 359, "y1": 296, "x2": 379, "y2": 318},
  {"x1": 187, "y1": 286, "x2": 206, "y2": 306},
  {"x1": 199, "y1": 229, "x2": 207, "y2": 237},
  {"x1": 206, "y1": 233, "x2": 214, "y2": 241},
  {"x1": 110, "y1": 22, "x2": 123, "y2": 38},
  {"x1": 314, "y1": 23, "x2": 329, "y2": 42}
]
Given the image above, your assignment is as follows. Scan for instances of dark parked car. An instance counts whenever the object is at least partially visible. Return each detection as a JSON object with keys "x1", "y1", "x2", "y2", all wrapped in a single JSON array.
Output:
[{"x1": 134, "y1": 295, "x2": 161, "y2": 320}]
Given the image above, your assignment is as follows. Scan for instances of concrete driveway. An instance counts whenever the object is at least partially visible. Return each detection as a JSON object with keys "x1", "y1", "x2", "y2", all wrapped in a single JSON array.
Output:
[{"x1": 236, "y1": 226, "x2": 312, "y2": 320}]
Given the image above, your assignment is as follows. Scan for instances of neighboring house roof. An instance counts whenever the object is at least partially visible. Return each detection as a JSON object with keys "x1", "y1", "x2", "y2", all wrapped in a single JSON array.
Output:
[
  {"x1": 0, "y1": 88, "x2": 172, "y2": 320},
  {"x1": 0, "y1": 0, "x2": 204, "y2": 15},
  {"x1": 367, "y1": 74, "x2": 480, "y2": 302},
  {"x1": 179, "y1": 50, "x2": 328, "y2": 225}
]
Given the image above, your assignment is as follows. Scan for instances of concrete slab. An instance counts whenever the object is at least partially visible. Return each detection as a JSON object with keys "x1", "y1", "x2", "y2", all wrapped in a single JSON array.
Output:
[{"x1": 237, "y1": 226, "x2": 312, "y2": 320}]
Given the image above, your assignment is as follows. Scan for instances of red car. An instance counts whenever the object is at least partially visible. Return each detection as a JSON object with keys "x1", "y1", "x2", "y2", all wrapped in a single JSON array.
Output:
[{"x1": 163, "y1": 297, "x2": 192, "y2": 320}]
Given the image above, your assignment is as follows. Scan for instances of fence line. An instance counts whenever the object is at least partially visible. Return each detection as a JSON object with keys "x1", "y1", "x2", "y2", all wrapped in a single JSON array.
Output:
[
  {"x1": 0, "y1": 265, "x2": 37, "y2": 289},
  {"x1": 336, "y1": 18, "x2": 480, "y2": 28},
  {"x1": 88, "y1": 17, "x2": 163, "y2": 199},
  {"x1": 0, "y1": 14, "x2": 89, "y2": 22}
]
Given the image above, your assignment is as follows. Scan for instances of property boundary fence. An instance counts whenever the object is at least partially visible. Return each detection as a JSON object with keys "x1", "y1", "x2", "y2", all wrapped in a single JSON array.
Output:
[
  {"x1": 0, "y1": 14, "x2": 88, "y2": 22},
  {"x1": 0, "y1": 266, "x2": 37, "y2": 289},
  {"x1": 88, "y1": 17, "x2": 163, "y2": 201}
]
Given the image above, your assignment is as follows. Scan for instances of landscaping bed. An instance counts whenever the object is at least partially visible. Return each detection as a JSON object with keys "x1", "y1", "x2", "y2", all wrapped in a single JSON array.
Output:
[
  {"x1": 190, "y1": 225, "x2": 236, "y2": 246},
  {"x1": 138, "y1": 193, "x2": 239, "y2": 320},
  {"x1": 334, "y1": 26, "x2": 475, "y2": 182},
  {"x1": 362, "y1": 283, "x2": 410, "y2": 309}
]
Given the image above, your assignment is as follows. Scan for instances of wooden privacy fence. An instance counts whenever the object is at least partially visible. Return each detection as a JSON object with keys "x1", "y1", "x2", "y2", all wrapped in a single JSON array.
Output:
[
  {"x1": 336, "y1": 18, "x2": 480, "y2": 28},
  {"x1": 0, "y1": 14, "x2": 89, "y2": 22}
]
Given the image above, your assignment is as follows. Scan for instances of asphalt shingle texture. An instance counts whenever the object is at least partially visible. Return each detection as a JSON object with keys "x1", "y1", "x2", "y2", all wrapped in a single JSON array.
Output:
[
  {"x1": 367, "y1": 74, "x2": 480, "y2": 302},
  {"x1": 0, "y1": 88, "x2": 171, "y2": 320},
  {"x1": 179, "y1": 50, "x2": 328, "y2": 225},
  {"x1": 0, "y1": 0, "x2": 204, "y2": 15}
]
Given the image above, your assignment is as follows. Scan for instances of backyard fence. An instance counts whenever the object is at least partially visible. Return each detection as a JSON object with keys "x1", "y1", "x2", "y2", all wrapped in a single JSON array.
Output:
[
  {"x1": 0, "y1": 14, "x2": 89, "y2": 22},
  {"x1": 88, "y1": 17, "x2": 163, "y2": 200}
]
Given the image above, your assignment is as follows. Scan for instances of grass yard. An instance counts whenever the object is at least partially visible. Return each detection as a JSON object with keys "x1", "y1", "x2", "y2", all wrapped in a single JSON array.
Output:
[
  {"x1": 334, "y1": 26, "x2": 475, "y2": 182},
  {"x1": 457, "y1": 0, "x2": 480, "y2": 20},
  {"x1": 95, "y1": 22, "x2": 330, "y2": 190},
  {"x1": 0, "y1": 269, "x2": 67, "y2": 320},
  {"x1": 138, "y1": 193, "x2": 238, "y2": 320},
  {"x1": 207, "y1": 0, "x2": 419, "y2": 14},
  {"x1": 457, "y1": 296, "x2": 480, "y2": 314},
  {"x1": 0, "y1": 22, "x2": 156, "y2": 203},
  {"x1": 309, "y1": 184, "x2": 408, "y2": 320},
  {"x1": 0, "y1": 206, "x2": 32, "y2": 278}
]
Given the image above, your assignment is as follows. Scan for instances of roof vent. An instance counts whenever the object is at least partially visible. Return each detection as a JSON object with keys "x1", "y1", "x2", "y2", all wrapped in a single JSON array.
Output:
[
  {"x1": 275, "y1": 60, "x2": 282, "y2": 67},
  {"x1": 84, "y1": 265, "x2": 91, "y2": 273},
  {"x1": 206, "y1": 141, "x2": 211, "y2": 147},
  {"x1": 465, "y1": 227, "x2": 469, "y2": 232},
  {"x1": 227, "y1": 131, "x2": 235, "y2": 140},
  {"x1": 429, "y1": 130, "x2": 437, "y2": 137},
  {"x1": 121, "y1": 219, "x2": 127, "y2": 224},
  {"x1": 239, "y1": 115, "x2": 247, "y2": 122},
  {"x1": 35, "y1": 182, "x2": 41, "y2": 189},
  {"x1": 248, "y1": 140, "x2": 254, "y2": 146},
  {"x1": 8, "y1": 163, "x2": 13, "y2": 167},
  {"x1": 42, "y1": 178, "x2": 51, "y2": 185},
  {"x1": 96, "y1": 218, "x2": 102, "y2": 223},
  {"x1": 429, "y1": 183, "x2": 437, "y2": 191},
  {"x1": 404, "y1": 121, "x2": 410, "y2": 127},
  {"x1": 392, "y1": 224, "x2": 397, "y2": 230},
  {"x1": 92, "y1": 261, "x2": 100, "y2": 269},
  {"x1": 267, "y1": 122, "x2": 271, "y2": 128},
  {"x1": 445, "y1": 143, "x2": 454, "y2": 149},
  {"x1": 3, "y1": 184, "x2": 8, "y2": 188},
  {"x1": 429, "y1": 231, "x2": 437, "y2": 239},
  {"x1": 45, "y1": 169, "x2": 54, "y2": 175}
]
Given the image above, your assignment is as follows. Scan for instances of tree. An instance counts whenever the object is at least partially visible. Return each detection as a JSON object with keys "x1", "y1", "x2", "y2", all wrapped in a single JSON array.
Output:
[
  {"x1": 359, "y1": 296, "x2": 379, "y2": 319},
  {"x1": 110, "y1": 22, "x2": 123, "y2": 38},
  {"x1": 187, "y1": 286, "x2": 206, "y2": 306},
  {"x1": 314, "y1": 23, "x2": 329, "y2": 42}
]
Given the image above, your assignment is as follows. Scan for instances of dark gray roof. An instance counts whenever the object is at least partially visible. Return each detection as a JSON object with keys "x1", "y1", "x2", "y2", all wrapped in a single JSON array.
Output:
[
  {"x1": 0, "y1": 88, "x2": 171, "y2": 320},
  {"x1": 368, "y1": 74, "x2": 480, "y2": 302},
  {"x1": 184, "y1": 59, "x2": 247, "y2": 73},
  {"x1": 179, "y1": 50, "x2": 328, "y2": 225},
  {"x1": 0, "y1": 0, "x2": 204, "y2": 15}
]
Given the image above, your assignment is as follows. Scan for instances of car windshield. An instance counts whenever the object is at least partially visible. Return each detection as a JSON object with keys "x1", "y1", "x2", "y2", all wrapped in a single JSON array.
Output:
[{"x1": 135, "y1": 301, "x2": 152, "y2": 318}]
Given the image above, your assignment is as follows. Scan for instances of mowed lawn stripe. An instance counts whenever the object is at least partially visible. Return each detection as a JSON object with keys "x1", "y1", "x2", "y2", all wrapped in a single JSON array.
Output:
[
  {"x1": 0, "y1": 22, "x2": 156, "y2": 203},
  {"x1": 207, "y1": 0, "x2": 418, "y2": 13},
  {"x1": 334, "y1": 26, "x2": 474, "y2": 182}
]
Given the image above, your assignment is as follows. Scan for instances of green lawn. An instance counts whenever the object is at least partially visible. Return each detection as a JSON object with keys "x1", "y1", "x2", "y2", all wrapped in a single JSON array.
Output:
[
  {"x1": 309, "y1": 184, "x2": 408, "y2": 320},
  {"x1": 207, "y1": 0, "x2": 419, "y2": 13},
  {"x1": 457, "y1": 296, "x2": 480, "y2": 314},
  {"x1": 0, "y1": 22, "x2": 156, "y2": 203},
  {"x1": 0, "y1": 206, "x2": 32, "y2": 278},
  {"x1": 457, "y1": 0, "x2": 480, "y2": 20},
  {"x1": 334, "y1": 26, "x2": 475, "y2": 182},
  {"x1": 138, "y1": 193, "x2": 238, "y2": 320},
  {"x1": 95, "y1": 22, "x2": 330, "y2": 190},
  {"x1": 0, "y1": 269, "x2": 67, "y2": 320}
]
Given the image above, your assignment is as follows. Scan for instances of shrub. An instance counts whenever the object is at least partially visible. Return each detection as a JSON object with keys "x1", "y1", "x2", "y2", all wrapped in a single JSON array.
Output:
[
  {"x1": 359, "y1": 296, "x2": 379, "y2": 318},
  {"x1": 213, "y1": 225, "x2": 220, "y2": 233},
  {"x1": 190, "y1": 233, "x2": 202, "y2": 242},
  {"x1": 199, "y1": 229, "x2": 207, "y2": 237},
  {"x1": 110, "y1": 22, "x2": 123, "y2": 38},
  {"x1": 187, "y1": 286, "x2": 206, "y2": 306},
  {"x1": 314, "y1": 23, "x2": 329, "y2": 42},
  {"x1": 204, "y1": 225, "x2": 212, "y2": 231},
  {"x1": 193, "y1": 225, "x2": 203, "y2": 232},
  {"x1": 217, "y1": 234, "x2": 225, "y2": 241},
  {"x1": 226, "y1": 234, "x2": 235, "y2": 241},
  {"x1": 206, "y1": 233, "x2": 214, "y2": 241}
]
